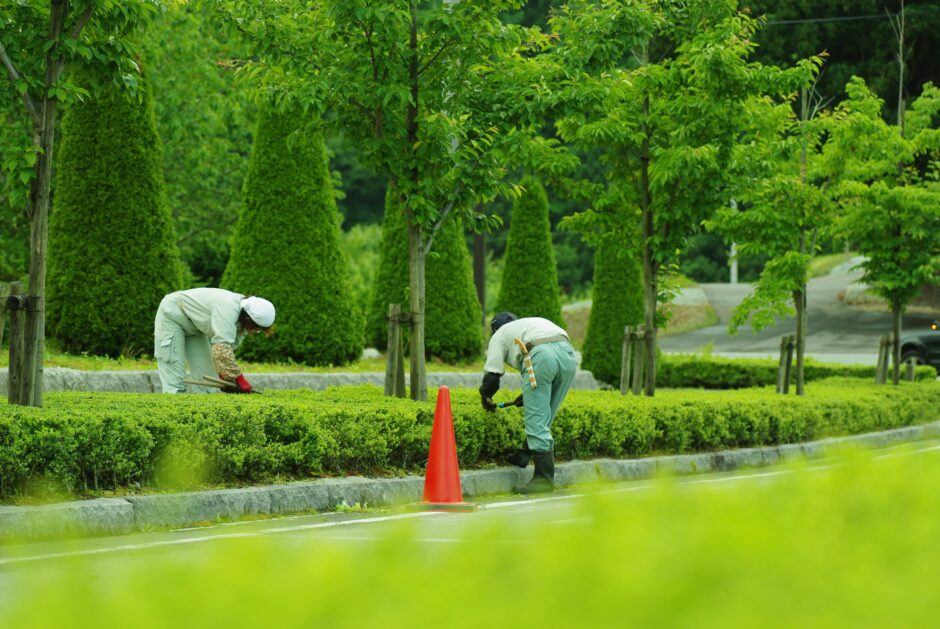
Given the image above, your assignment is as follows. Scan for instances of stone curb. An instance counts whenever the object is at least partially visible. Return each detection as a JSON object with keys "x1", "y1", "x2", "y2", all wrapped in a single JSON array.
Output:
[
  {"x1": 0, "y1": 368, "x2": 602, "y2": 395},
  {"x1": 2, "y1": 420, "x2": 937, "y2": 542}
]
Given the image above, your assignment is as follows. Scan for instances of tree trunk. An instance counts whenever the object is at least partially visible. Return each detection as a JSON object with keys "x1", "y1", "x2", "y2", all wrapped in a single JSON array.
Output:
[
  {"x1": 793, "y1": 287, "x2": 806, "y2": 395},
  {"x1": 892, "y1": 302, "x2": 902, "y2": 385},
  {"x1": 405, "y1": 0, "x2": 427, "y2": 401},
  {"x1": 18, "y1": 2, "x2": 68, "y2": 407},
  {"x1": 639, "y1": 90, "x2": 656, "y2": 397}
]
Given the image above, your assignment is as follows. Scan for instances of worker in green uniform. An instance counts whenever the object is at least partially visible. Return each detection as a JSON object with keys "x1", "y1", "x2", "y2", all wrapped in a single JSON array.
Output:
[
  {"x1": 479, "y1": 312, "x2": 578, "y2": 493},
  {"x1": 154, "y1": 288, "x2": 274, "y2": 394}
]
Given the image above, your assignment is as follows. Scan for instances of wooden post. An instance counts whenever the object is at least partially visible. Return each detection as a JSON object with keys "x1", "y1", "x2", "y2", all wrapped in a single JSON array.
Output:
[
  {"x1": 6, "y1": 282, "x2": 25, "y2": 405},
  {"x1": 631, "y1": 326, "x2": 646, "y2": 395},
  {"x1": 875, "y1": 335, "x2": 888, "y2": 385},
  {"x1": 0, "y1": 282, "x2": 8, "y2": 352},
  {"x1": 776, "y1": 336, "x2": 788, "y2": 394},
  {"x1": 782, "y1": 335, "x2": 795, "y2": 395},
  {"x1": 385, "y1": 304, "x2": 408, "y2": 398},
  {"x1": 905, "y1": 358, "x2": 915, "y2": 382},
  {"x1": 620, "y1": 326, "x2": 634, "y2": 395}
]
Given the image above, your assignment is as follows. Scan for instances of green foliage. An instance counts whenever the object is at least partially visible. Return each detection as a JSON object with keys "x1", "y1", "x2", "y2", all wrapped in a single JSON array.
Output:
[
  {"x1": 141, "y1": 2, "x2": 255, "y2": 287},
  {"x1": 367, "y1": 191, "x2": 482, "y2": 361},
  {"x1": 823, "y1": 78, "x2": 940, "y2": 315},
  {"x1": 0, "y1": 0, "x2": 159, "y2": 212},
  {"x1": 657, "y1": 354, "x2": 938, "y2": 389},
  {"x1": 0, "y1": 380, "x2": 937, "y2": 501},
  {"x1": 223, "y1": 106, "x2": 362, "y2": 366},
  {"x1": 5, "y1": 447, "x2": 940, "y2": 626},
  {"x1": 47, "y1": 74, "x2": 183, "y2": 357},
  {"x1": 495, "y1": 176, "x2": 563, "y2": 323},
  {"x1": 582, "y1": 238, "x2": 644, "y2": 386},
  {"x1": 343, "y1": 223, "x2": 383, "y2": 308}
]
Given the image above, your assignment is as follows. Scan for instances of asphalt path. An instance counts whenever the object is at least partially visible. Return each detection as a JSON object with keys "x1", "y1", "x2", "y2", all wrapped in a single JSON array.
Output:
[
  {"x1": 1, "y1": 438, "x2": 938, "y2": 606},
  {"x1": 660, "y1": 267, "x2": 939, "y2": 363}
]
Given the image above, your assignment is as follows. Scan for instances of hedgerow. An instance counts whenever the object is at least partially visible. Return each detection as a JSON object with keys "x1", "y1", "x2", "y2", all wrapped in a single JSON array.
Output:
[
  {"x1": 0, "y1": 379, "x2": 937, "y2": 501},
  {"x1": 656, "y1": 354, "x2": 938, "y2": 388}
]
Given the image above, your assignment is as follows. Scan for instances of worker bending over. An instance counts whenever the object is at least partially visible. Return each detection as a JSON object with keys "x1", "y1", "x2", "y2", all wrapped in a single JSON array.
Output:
[
  {"x1": 154, "y1": 288, "x2": 274, "y2": 394},
  {"x1": 480, "y1": 312, "x2": 578, "y2": 493}
]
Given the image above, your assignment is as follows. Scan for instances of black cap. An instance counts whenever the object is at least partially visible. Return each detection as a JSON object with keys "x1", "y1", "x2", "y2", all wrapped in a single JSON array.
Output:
[{"x1": 490, "y1": 312, "x2": 518, "y2": 334}]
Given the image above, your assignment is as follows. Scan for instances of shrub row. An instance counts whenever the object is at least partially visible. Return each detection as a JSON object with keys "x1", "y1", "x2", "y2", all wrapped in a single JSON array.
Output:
[
  {"x1": 657, "y1": 354, "x2": 937, "y2": 389},
  {"x1": 1, "y1": 379, "x2": 937, "y2": 501}
]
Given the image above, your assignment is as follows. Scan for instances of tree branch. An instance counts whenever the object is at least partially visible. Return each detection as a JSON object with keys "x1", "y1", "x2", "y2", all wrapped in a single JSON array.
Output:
[
  {"x1": 0, "y1": 40, "x2": 40, "y2": 124},
  {"x1": 70, "y1": 5, "x2": 94, "y2": 39},
  {"x1": 418, "y1": 37, "x2": 456, "y2": 76},
  {"x1": 422, "y1": 182, "x2": 465, "y2": 255}
]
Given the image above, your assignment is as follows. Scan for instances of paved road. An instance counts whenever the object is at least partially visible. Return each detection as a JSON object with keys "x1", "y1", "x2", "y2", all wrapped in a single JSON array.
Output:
[
  {"x1": 2, "y1": 438, "x2": 938, "y2": 605},
  {"x1": 660, "y1": 267, "x2": 938, "y2": 362}
]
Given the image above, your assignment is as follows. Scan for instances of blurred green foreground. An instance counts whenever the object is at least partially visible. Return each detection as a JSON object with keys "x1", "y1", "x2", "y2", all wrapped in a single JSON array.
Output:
[{"x1": 2, "y1": 446, "x2": 938, "y2": 627}]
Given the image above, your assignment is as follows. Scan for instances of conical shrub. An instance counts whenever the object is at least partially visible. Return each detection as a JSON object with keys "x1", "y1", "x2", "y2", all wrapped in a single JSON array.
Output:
[
  {"x1": 581, "y1": 238, "x2": 644, "y2": 386},
  {"x1": 366, "y1": 189, "x2": 482, "y2": 361},
  {"x1": 48, "y1": 73, "x2": 183, "y2": 357},
  {"x1": 495, "y1": 176, "x2": 562, "y2": 323},
  {"x1": 223, "y1": 106, "x2": 362, "y2": 365}
]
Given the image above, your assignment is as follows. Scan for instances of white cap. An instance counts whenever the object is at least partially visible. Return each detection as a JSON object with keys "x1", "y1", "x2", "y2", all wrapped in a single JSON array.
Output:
[{"x1": 241, "y1": 296, "x2": 275, "y2": 328}]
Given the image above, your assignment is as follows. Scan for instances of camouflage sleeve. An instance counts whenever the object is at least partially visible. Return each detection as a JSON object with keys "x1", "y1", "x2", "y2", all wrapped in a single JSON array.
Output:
[{"x1": 211, "y1": 343, "x2": 242, "y2": 380}]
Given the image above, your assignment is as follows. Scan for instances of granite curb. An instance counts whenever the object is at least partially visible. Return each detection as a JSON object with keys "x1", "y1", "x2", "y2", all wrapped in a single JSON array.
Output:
[
  {"x1": 2, "y1": 420, "x2": 937, "y2": 542},
  {"x1": 0, "y1": 368, "x2": 601, "y2": 395}
]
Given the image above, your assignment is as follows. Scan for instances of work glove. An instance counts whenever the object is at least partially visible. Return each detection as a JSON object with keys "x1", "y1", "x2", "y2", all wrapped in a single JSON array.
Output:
[
  {"x1": 481, "y1": 395, "x2": 497, "y2": 412},
  {"x1": 512, "y1": 394, "x2": 524, "y2": 408},
  {"x1": 234, "y1": 374, "x2": 253, "y2": 394}
]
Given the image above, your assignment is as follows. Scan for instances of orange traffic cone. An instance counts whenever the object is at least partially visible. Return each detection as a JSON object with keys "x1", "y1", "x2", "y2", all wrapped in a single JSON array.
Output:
[{"x1": 420, "y1": 386, "x2": 475, "y2": 511}]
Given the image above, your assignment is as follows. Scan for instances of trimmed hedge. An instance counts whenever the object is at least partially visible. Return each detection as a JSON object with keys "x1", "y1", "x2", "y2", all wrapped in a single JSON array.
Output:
[
  {"x1": 582, "y1": 238, "x2": 644, "y2": 385},
  {"x1": 495, "y1": 176, "x2": 563, "y2": 324},
  {"x1": 1, "y1": 379, "x2": 937, "y2": 501},
  {"x1": 48, "y1": 72, "x2": 183, "y2": 356},
  {"x1": 223, "y1": 106, "x2": 362, "y2": 365},
  {"x1": 657, "y1": 354, "x2": 938, "y2": 389},
  {"x1": 366, "y1": 189, "x2": 482, "y2": 361}
]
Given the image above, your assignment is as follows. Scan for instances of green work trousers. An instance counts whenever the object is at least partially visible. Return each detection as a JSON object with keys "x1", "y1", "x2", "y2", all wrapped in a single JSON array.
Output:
[
  {"x1": 154, "y1": 294, "x2": 216, "y2": 394},
  {"x1": 521, "y1": 341, "x2": 578, "y2": 452}
]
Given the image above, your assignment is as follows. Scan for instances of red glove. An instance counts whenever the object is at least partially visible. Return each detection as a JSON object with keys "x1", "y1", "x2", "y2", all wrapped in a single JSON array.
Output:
[{"x1": 234, "y1": 374, "x2": 253, "y2": 394}]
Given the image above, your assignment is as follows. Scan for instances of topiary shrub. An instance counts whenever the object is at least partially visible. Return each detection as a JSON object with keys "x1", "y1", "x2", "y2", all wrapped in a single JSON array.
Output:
[
  {"x1": 48, "y1": 72, "x2": 183, "y2": 357},
  {"x1": 495, "y1": 176, "x2": 562, "y2": 324},
  {"x1": 582, "y1": 238, "x2": 644, "y2": 385},
  {"x1": 366, "y1": 189, "x2": 482, "y2": 361},
  {"x1": 223, "y1": 106, "x2": 362, "y2": 365}
]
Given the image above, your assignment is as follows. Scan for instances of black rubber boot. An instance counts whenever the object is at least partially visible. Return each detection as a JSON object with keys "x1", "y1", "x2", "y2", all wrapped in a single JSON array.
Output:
[
  {"x1": 506, "y1": 440, "x2": 532, "y2": 468},
  {"x1": 516, "y1": 450, "x2": 554, "y2": 494}
]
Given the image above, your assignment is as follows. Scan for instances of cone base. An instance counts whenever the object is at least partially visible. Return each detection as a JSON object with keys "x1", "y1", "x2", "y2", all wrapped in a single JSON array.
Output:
[{"x1": 411, "y1": 501, "x2": 477, "y2": 512}]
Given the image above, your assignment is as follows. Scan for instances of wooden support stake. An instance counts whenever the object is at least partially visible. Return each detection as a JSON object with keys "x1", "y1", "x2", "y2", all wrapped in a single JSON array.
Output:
[
  {"x1": 631, "y1": 327, "x2": 646, "y2": 396},
  {"x1": 782, "y1": 335, "x2": 795, "y2": 395},
  {"x1": 0, "y1": 282, "x2": 7, "y2": 351},
  {"x1": 385, "y1": 304, "x2": 401, "y2": 397},
  {"x1": 776, "y1": 336, "x2": 788, "y2": 394},
  {"x1": 875, "y1": 335, "x2": 888, "y2": 385},
  {"x1": 905, "y1": 358, "x2": 915, "y2": 382},
  {"x1": 7, "y1": 282, "x2": 24, "y2": 405},
  {"x1": 620, "y1": 326, "x2": 634, "y2": 395}
]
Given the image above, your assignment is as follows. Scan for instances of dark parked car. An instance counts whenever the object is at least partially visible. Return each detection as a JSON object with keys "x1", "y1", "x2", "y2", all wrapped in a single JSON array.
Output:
[{"x1": 900, "y1": 320, "x2": 940, "y2": 374}]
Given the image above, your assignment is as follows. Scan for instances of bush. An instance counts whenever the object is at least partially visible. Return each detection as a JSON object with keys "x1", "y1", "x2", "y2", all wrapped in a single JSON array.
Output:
[
  {"x1": 656, "y1": 354, "x2": 938, "y2": 389},
  {"x1": 47, "y1": 73, "x2": 183, "y2": 356},
  {"x1": 495, "y1": 176, "x2": 563, "y2": 324},
  {"x1": 1, "y1": 379, "x2": 937, "y2": 501},
  {"x1": 366, "y1": 190, "x2": 482, "y2": 361},
  {"x1": 223, "y1": 106, "x2": 362, "y2": 365},
  {"x1": 582, "y1": 238, "x2": 644, "y2": 385}
]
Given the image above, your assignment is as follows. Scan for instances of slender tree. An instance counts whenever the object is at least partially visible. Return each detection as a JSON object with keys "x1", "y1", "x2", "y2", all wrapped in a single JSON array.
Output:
[
  {"x1": 217, "y1": 0, "x2": 549, "y2": 399},
  {"x1": 552, "y1": 0, "x2": 819, "y2": 395},
  {"x1": 495, "y1": 176, "x2": 562, "y2": 324},
  {"x1": 48, "y1": 72, "x2": 183, "y2": 357},
  {"x1": 223, "y1": 105, "x2": 362, "y2": 365},
  {"x1": 0, "y1": 0, "x2": 160, "y2": 406},
  {"x1": 823, "y1": 77, "x2": 940, "y2": 384}
]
